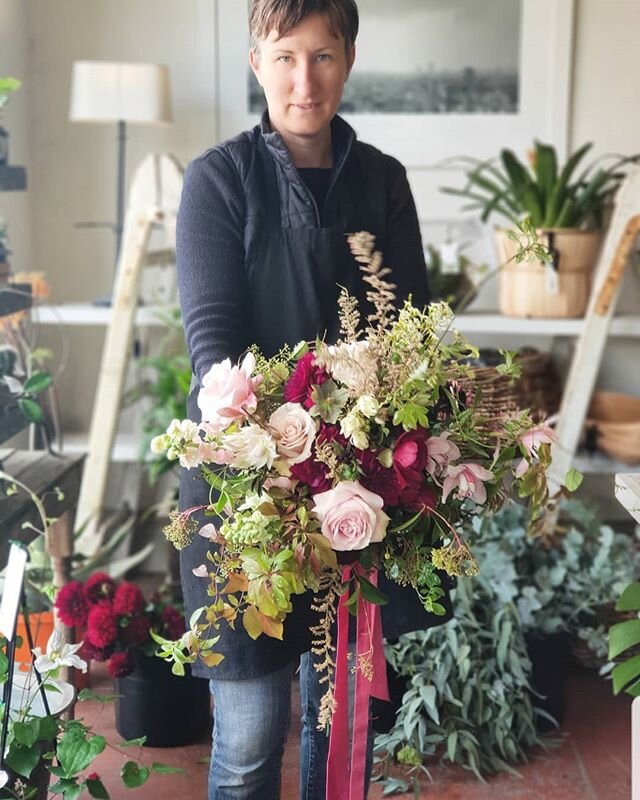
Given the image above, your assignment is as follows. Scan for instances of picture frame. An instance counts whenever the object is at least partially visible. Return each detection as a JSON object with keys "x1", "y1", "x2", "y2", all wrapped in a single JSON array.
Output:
[{"x1": 214, "y1": 0, "x2": 575, "y2": 167}]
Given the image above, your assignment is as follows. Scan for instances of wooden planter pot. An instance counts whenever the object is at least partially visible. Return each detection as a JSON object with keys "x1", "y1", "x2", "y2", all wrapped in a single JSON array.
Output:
[{"x1": 495, "y1": 228, "x2": 602, "y2": 318}]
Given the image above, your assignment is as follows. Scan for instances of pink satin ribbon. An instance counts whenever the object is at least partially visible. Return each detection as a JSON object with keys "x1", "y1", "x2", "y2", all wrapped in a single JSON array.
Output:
[{"x1": 326, "y1": 565, "x2": 390, "y2": 800}]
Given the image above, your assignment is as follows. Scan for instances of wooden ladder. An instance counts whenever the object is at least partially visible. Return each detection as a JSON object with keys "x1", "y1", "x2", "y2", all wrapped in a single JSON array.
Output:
[
  {"x1": 75, "y1": 153, "x2": 183, "y2": 555},
  {"x1": 547, "y1": 165, "x2": 640, "y2": 499}
]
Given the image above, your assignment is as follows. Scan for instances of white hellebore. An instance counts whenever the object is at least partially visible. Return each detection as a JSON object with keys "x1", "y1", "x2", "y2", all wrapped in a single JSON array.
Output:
[{"x1": 32, "y1": 627, "x2": 88, "y2": 674}]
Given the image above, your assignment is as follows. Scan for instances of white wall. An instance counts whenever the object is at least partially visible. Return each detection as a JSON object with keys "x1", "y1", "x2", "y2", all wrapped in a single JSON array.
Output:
[{"x1": 0, "y1": 0, "x2": 32, "y2": 275}]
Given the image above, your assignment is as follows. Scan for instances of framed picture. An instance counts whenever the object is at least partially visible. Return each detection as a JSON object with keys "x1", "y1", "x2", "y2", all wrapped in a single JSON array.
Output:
[{"x1": 214, "y1": 0, "x2": 575, "y2": 166}]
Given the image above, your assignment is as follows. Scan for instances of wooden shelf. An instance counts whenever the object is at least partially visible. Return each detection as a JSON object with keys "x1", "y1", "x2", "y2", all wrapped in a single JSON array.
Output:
[
  {"x1": 32, "y1": 303, "x2": 168, "y2": 327},
  {"x1": 453, "y1": 312, "x2": 640, "y2": 337},
  {"x1": 55, "y1": 432, "x2": 143, "y2": 463}
]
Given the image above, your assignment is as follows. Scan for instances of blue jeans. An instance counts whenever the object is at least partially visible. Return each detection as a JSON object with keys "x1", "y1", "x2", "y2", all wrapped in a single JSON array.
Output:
[{"x1": 208, "y1": 652, "x2": 375, "y2": 799}]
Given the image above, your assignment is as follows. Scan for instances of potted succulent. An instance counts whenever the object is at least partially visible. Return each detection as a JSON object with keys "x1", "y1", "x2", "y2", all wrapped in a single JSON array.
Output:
[
  {"x1": 442, "y1": 140, "x2": 639, "y2": 317},
  {"x1": 54, "y1": 573, "x2": 211, "y2": 747}
]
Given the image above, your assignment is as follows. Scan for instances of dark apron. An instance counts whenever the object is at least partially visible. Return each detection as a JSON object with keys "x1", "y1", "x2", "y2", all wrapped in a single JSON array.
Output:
[{"x1": 179, "y1": 146, "x2": 451, "y2": 680}]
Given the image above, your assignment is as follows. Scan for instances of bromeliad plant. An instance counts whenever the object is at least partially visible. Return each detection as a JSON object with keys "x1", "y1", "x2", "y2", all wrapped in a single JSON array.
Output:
[
  {"x1": 149, "y1": 232, "x2": 563, "y2": 713},
  {"x1": 441, "y1": 140, "x2": 639, "y2": 230}
]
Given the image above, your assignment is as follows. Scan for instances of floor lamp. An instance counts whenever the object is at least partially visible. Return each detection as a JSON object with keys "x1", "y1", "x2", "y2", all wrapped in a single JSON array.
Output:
[{"x1": 69, "y1": 61, "x2": 173, "y2": 297}]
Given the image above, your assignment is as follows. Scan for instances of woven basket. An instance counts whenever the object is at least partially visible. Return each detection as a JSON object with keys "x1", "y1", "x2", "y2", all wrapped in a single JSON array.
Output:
[
  {"x1": 462, "y1": 348, "x2": 561, "y2": 423},
  {"x1": 584, "y1": 391, "x2": 640, "y2": 465}
]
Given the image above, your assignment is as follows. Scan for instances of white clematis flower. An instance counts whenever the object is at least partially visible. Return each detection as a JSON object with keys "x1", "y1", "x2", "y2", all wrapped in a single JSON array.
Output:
[{"x1": 32, "y1": 627, "x2": 88, "y2": 674}]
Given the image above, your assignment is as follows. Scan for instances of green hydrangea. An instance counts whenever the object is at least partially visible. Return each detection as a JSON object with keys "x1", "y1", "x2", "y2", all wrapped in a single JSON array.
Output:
[{"x1": 220, "y1": 509, "x2": 281, "y2": 548}]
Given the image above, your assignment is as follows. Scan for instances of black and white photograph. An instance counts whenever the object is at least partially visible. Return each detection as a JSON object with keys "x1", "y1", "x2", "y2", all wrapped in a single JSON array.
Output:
[{"x1": 249, "y1": 0, "x2": 522, "y2": 115}]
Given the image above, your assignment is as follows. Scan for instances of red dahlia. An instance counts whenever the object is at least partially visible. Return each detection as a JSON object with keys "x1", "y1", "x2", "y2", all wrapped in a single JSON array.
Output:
[
  {"x1": 86, "y1": 603, "x2": 118, "y2": 649},
  {"x1": 107, "y1": 651, "x2": 134, "y2": 678},
  {"x1": 80, "y1": 639, "x2": 115, "y2": 662},
  {"x1": 121, "y1": 614, "x2": 151, "y2": 646},
  {"x1": 85, "y1": 572, "x2": 116, "y2": 604},
  {"x1": 113, "y1": 582, "x2": 145, "y2": 616},
  {"x1": 54, "y1": 581, "x2": 89, "y2": 628}
]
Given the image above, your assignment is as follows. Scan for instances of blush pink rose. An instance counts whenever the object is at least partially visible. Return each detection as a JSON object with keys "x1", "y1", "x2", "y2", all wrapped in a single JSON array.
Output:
[
  {"x1": 442, "y1": 463, "x2": 494, "y2": 505},
  {"x1": 197, "y1": 353, "x2": 262, "y2": 432},
  {"x1": 268, "y1": 402, "x2": 316, "y2": 468},
  {"x1": 312, "y1": 481, "x2": 390, "y2": 551}
]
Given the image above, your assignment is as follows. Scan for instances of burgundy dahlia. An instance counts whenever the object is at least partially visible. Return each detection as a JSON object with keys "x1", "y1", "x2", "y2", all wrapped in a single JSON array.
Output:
[
  {"x1": 392, "y1": 429, "x2": 430, "y2": 490},
  {"x1": 290, "y1": 456, "x2": 332, "y2": 494},
  {"x1": 54, "y1": 581, "x2": 89, "y2": 628},
  {"x1": 107, "y1": 651, "x2": 134, "y2": 678},
  {"x1": 84, "y1": 572, "x2": 116, "y2": 604},
  {"x1": 161, "y1": 606, "x2": 186, "y2": 640},
  {"x1": 113, "y1": 582, "x2": 145, "y2": 616},
  {"x1": 80, "y1": 639, "x2": 115, "y2": 662},
  {"x1": 121, "y1": 614, "x2": 151, "y2": 646},
  {"x1": 86, "y1": 603, "x2": 118, "y2": 649},
  {"x1": 356, "y1": 449, "x2": 402, "y2": 507},
  {"x1": 284, "y1": 352, "x2": 328, "y2": 409}
]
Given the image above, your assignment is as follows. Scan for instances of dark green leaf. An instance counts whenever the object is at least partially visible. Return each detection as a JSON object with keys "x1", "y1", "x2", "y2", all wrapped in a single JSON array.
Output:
[
  {"x1": 609, "y1": 619, "x2": 640, "y2": 659},
  {"x1": 18, "y1": 397, "x2": 43, "y2": 423},
  {"x1": 611, "y1": 654, "x2": 640, "y2": 696},
  {"x1": 86, "y1": 776, "x2": 110, "y2": 799},
  {"x1": 616, "y1": 582, "x2": 640, "y2": 612},
  {"x1": 23, "y1": 371, "x2": 53, "y2": 395},
  {"x1": 57, "y1": 730, "x2": 106, "y2": 777},
  {"x1": 121, "y1": 761, "x2": 150, "y2": 788},
  {"x1": 12, "y1": 720, "x2": 39, "y2": 747},
  {"x1": 5, "y1": 740, "x2": 41, "y2": 778},
  {"x1": 120, "y1": 736, "x2": 147, "y2": 748},
  {"x1": 77, "y1": 689, "x2": 119, "y2": 703},
  {"x1": 356, "y1": 575, "x2": 388, "y2": 606}
]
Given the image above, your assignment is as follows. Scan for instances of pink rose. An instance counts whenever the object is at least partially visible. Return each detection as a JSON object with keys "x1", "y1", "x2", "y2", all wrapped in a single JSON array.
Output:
[
  {"x1": 442, "y1": 463, "x2": 494, "y2": 505},
  {"x1": 425, "y1": 432, "x2": 461, "y2": 479},
  {"x1": 312, "y1": 481, "x2": 390, "y2": 551},
  {"x1": 269, "y1": 402, "x2": 316, "y2": 468},
  {"x1": 197, "y1": 353, "x2": 262, "y2": 432}
]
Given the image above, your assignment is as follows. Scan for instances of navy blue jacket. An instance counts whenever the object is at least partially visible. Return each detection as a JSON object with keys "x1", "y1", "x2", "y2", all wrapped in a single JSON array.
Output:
[{"x1": 176, "y1": 112, "x2": 451, "y2": 679}]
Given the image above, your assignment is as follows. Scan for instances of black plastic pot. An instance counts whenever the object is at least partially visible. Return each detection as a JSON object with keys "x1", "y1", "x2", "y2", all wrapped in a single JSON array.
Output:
[
  {"x1": 525, "y1": 630, "x2": 571, "y2": 733},
  {"x1": 114, "y1": 651, "x2": 211, "y2": 747}
]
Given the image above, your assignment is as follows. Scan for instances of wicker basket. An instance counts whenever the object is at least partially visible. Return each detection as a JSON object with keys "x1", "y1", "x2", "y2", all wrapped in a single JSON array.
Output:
[
  {"x1": 495, "y1": 228, "x2": 602, "y2": 318},
  {"x1": 462, "y1": 348, "x2": 561, "y2": 423},
  {"x1": 584, "y1": 391, "x2": 640, "y2": 465}
]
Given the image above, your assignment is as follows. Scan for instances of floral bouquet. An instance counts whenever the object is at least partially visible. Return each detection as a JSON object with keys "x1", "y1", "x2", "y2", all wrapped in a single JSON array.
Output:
[
  {"x1": 54, "y1": 572, "x2": 185, "y2": 678},
  {"x1": 151, "y1": 232, "x2": 561, "y2": 796}
]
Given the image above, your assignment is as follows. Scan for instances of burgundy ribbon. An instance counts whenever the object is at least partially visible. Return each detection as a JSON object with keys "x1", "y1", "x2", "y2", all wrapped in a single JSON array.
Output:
[{"x1": 326, "y1": 564, "x2": 390, "y2": 800}]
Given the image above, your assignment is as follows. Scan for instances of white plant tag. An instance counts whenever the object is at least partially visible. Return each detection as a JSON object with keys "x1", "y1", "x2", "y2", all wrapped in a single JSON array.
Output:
[
  {"x1": 545, "y1": 264, "x2": 559, "y2": 294},
  {"x1": 440, "y1": 242, "x2": 460, "y2": 275}
]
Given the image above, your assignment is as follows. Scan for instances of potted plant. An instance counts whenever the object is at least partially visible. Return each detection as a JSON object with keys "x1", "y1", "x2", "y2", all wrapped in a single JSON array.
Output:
[
  {"x1": 0, "y1": 77, "x2": 20, "y2": 166},
  {"x1": 54, "y1": 573, "x2": 211, "y2": 747},
  {"x1": 0, "y1": 627, "x2": 179, "y2": 799},
  {"x1": 442, "y1": 141, "x2": 639, "y2": 317},
  {"x1": 423, "y1": 242, "x2": 482, "y2": 312}
]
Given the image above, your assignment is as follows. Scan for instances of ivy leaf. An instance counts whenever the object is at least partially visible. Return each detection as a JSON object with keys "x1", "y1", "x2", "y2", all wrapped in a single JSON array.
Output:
[
  {"x1": 12, "y1": 720, "x2": 40, "y2": 747},
  {"x1": 57, "y1": 730, "x2": 106, "y2": 777},
  {"x1": 121, "y1": 761, "x2": 150, "y2": 788},
  {"x1": 5, "y1": 740, "x2": 41, "y2": 778},
  {"x1": 120, "y1": 736, "x2": 147, "y2": 748},
  {"x1": 49, "y1": 778, "x2": 84, "y2": 800}
]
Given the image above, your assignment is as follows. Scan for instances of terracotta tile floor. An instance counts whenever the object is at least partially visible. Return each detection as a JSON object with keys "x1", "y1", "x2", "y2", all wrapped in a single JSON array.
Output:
[{"x1": 75, "y1": 663, "x2": 631, "y2": 800}]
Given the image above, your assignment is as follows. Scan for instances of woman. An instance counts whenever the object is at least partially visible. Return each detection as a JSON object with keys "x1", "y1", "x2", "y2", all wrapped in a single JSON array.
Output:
[{"x1": 177, "y1": 2, "x2": 449, "y2": 797}]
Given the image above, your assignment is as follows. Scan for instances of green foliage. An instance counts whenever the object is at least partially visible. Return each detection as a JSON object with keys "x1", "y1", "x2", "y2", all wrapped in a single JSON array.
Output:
[
  {"x1": 442, "y1": 140, "x2": 639, "y2": 230},
  {"x1": 375, "y1": 576, "x2": 545, "y2": 787},
  {"x1": 0, "y1": 76, "x2": 21, "y2": 111}
]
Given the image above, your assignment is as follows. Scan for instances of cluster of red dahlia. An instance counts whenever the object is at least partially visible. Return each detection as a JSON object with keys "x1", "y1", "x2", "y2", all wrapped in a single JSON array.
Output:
[{"x1": 54, "y1": 573, "x2": 186, "y2": 678}]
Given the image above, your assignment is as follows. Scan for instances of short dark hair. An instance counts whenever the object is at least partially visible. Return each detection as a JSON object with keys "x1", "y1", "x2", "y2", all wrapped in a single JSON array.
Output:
[{"x1": 249, "y1": 0, "x2": 359, "y2": 52}]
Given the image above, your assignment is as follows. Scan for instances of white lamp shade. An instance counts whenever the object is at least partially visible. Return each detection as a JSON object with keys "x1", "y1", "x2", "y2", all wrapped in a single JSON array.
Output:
[{"x1": 69, "y1": 61, "x2": 173, "y2": 125}]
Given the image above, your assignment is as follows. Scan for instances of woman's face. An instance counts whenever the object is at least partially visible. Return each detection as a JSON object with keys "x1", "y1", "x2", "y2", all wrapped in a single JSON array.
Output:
[{"x1": 249, "y1": 12, "x2": 355, "y2": 145}]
